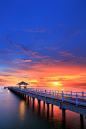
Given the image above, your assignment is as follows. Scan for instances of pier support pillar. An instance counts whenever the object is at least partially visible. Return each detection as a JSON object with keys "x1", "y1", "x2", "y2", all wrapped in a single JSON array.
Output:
[
  {"x1": 38, "y1": 99, "x2": 40, "y2": 106},
  {"x1": 28, "y1": 96, "x2": 29, "y2": 103},
  {"x1": 51, "y1": 104, "x2": 53, "y2": 111},
  {"x1": 25, "y1": 95, "x2": 26, "y2": 100},
  {"x1": 80, "y1": 114, "x2": 84, "y2": 129},
  {"x1": 23, "y1": 94, "x2": 24, "y2": 99},
  {"x1": 32, "y1": 97, "x2": 35, "y2": 108},
  {"x1": 33, "y1": 97, "x2": 35, "y2": 104},
  {"x1": 62, "y1": 108, "x2": 65, "y2": 121},
  {"x1": 43, "y1": 101, "x2": 45, "y2": 107},
  {"x1": 47, "y1": 103, "x2": 49, "y2": 112},
  {"x1": 38, "y1": 99, "x2": 40, "y2": 111},
  {"x1": 51, "y1": 104, "x2": 53, "y2": 117},
  {"x1": 43, "y1": 101, "x2": 45, "y2": 110}
]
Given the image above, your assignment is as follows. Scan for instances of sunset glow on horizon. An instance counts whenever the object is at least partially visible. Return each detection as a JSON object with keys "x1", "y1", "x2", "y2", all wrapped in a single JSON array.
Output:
[{"x1": 0, "y1": 1, "x2": 86, "y2": 88}]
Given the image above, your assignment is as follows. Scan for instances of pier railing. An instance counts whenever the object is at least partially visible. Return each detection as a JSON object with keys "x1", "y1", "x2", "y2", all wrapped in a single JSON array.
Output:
[{"x1": 9, "y1": 87, "x2": 86, "y2": 106}]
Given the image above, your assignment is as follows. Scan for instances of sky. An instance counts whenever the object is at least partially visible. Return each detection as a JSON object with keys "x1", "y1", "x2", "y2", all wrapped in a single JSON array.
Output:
[{"x1": 0, "y1": 0, "x2": 86, "y2": 87}]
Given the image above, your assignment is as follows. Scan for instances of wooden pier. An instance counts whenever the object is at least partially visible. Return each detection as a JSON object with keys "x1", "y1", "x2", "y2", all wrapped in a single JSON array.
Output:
[{"x1": 7, "y1": 86, "x2": 86, "y2": 125}]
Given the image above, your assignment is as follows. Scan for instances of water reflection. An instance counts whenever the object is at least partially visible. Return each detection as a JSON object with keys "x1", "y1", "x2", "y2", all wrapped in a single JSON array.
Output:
[
  {"x1": 24, "y1": 94, "x2": 85, "y2": 129},
  {"x1": 19, "y1": 100, "x2": 25, "y2": 121},
  {"x1": 1, "y1": 86, "x2": 86, "y2": 129}
]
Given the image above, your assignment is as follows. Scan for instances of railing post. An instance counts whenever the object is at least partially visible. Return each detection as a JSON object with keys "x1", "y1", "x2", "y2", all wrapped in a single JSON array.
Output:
[
  {"x1": 55, "y1": 90, "x2": 56, "y2": 96},
  {"x1": 49, "y1": 92, "x2": 50, "y2": 97},
  {"x1": 69, "y1": 95, "x2": 70, "y2": 101},
  {"x1": 82, "y1": 92, "x2": 84, "y2": 99},
  {"x1": 45, "y1": 90, "x2": 46, "y2": 98},
  {"x1": 71, "y1": 91, "x2": 72, "y2": 98},
  {"x1": 53, "y1": 92, "x2": 54, "y2": 98},
  {"x1": 36, "y1": 89, "x2": 37, "y2": 94},
  {"x1": 57, "y1": 93, "x2": 58, "y2": 98},
  {"x1": 76, "y1": 93, "x2": 78, "y2": 106},
  {"x1": 62, "y1": 91, "x2": 64, "y2": 102}
]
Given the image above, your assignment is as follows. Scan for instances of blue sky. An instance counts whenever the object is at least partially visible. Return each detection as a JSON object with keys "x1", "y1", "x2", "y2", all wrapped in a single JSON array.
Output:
[{"x1": 0, "y1": 0, "x2": 86, "y2": 86}]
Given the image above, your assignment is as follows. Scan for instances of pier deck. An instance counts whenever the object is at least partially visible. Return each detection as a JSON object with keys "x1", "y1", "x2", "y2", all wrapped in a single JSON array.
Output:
[{"x1": 8, "y1": 87, "x2": 86, "y2": 122}]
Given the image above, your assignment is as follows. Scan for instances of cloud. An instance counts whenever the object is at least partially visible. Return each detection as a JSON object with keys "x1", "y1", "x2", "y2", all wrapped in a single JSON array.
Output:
[
  {"x1": 21, "y1": 59, "x2": 31, "y2": 62},
  {"x1": 22, "y1": 45, "x2": 30, "y2": 52},
  {"x1": 66, "y1": 27, "x2": 82, "y2": 38},
  {"x1": 30, "y1": 51, "x2": 37, "y2": 55},
  {"x1": 21, "y1": 28, "x2": 32, "y2": 32},
  {"x1": 72, "y1": 29, "x2": 81, "y2": 35},
  {"x1": 6, "y1": 35, "x2": 10, "y2": 41},
  {"x1": 14, "y1": 43, "x2": 30, "y2": 52},
  {"x1": 59, "y1": 50, "x2": 75, "y2": 57},
  {"x1": 8, "y1": 41, "x2": 12, "y2": 44},
  {"x1": 5, "y1": 48, "x2": 12, "y2": 51},
  {"x1": 35, "y1": 54, "x2": 49, "y2": 59},
  {"x1": 61, "y1": 59, "x2": 72, "y2": 62},
  {"x1": 45, "y1": 46, "x2": 60, "y2": 50},
  {"x1": 58, "y1": 24, "x2": 65, "y2": 27},
  {"x1": 21, "y1": 27, "x2": 46, "y2": 33},
  {"x1": 0, "y1": 51, "x2": 5, "y2": 54},
  {"x1": 3, "y1": 75, "x2": 12, "y2": 76},
  {"x1": 0, "y1": 34, "x2": 4, "y2": 37},
  {"x1": 35, "y1": 29, "x2": 46, "y2": 33},
  {"x1": 54, "y1": 60, "x2": 62, "y2": 62},
  {"x1": 0, "y1": 59, "x2": 19, "y2": 64},
  {"x1": 80, "y1": 22, "x2": 86, "y2": 24}
]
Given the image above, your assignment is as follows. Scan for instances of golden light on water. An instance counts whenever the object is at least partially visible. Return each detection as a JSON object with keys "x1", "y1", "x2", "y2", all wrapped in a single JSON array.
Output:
[{"x1": 19, "y1": 100, "x2": 25, "y2": 120}]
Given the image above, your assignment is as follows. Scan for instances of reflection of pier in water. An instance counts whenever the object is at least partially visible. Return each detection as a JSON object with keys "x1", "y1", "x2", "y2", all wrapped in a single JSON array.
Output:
[{"x1": 8, "y1": 87, "x2": 86, "y2": 129}]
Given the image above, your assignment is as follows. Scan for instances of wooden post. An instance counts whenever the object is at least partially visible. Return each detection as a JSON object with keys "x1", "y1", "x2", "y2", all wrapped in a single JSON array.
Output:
[
  {"x1": 22, "y1": 94, "x2": 24, "y2": 98},
  {"x1": 36, "y1": 89, "x2": 37, "y2": 94},
  {"x1": 53, "y1": 92, "x2": 54, "y2": 99},
  {"x1": 38, "y1": 99, "x2": 40, "y2": 109},
  {"x1": 62, "y1": 108, "x2": 65, "y2": 121},
  {"x1": 57, "y1": 93, "x2": 58, "y2": 98},
  {"x1": 33, "y1": 97, "x2": 35, "y2": 104},
  {"x1": 47, "y1": 103, "x2": 49, "y2": 112},
  {"x1": 80, "y1": 114, "x2": 84, "y2": 129},
  {"x1": 51, "y1": 104, "x2": 53, "y2": 111},
  {"x1": 71, "y1": 91, "x2": 72, "y2": 97},
  {"x1": 45, "y1": 90, "x2": 46, "y2": 98},
  {"x1": 76, "y1": 93, "x2": 78, "y2": 106},
  {"x1": 25, "y1": 94, "x2": 26, "y2": 100},
  {"x1": 62, "y1": 91, "x2": 64, "y2": 102},
  {"x1": 82, "y1": 92, "x2": 84, "y2": 99},
  {"x1": 28, "y1": 96, "x2": 29, "y2": 103},
  {"x1": 32, "y1": 97, "x2": 35, "y2": 108},
  {"x1": 49, "y1": 92, "x2": 50, "y2": 97},
  {"x1": 69, "y1": 95, "x2": 70, "y2": 101}
]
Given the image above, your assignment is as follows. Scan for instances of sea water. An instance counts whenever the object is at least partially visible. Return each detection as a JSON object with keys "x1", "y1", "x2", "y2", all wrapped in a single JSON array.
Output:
[{"x1": 0, "y1": 86, "x2": 86, "y2": 129}]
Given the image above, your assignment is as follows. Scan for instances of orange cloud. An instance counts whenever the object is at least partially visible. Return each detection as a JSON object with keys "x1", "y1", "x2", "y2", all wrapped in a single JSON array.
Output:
[
  {"x1": 1, "y1": 60, "x2": 86, "y2": 87},
  {"x1": 59, "y1": 50, "x2": 75, "y2": 57},
  {"x1": 21, "y1": 59, "x2": 31, "y2": 62}
]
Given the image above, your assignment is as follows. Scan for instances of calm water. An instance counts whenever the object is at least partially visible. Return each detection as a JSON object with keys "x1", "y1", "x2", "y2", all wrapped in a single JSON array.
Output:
[{"x1": 0, "y1": 86, "x2": 86, "y2": 129}]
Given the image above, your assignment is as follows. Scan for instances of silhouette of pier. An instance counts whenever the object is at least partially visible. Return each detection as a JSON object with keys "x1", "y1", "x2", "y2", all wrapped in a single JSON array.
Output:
[{"x1": 7, "y1": 86, "x2": 86, "y2": 129}]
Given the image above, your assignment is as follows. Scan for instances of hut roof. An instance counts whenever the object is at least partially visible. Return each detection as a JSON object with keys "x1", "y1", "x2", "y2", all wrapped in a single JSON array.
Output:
[{"x1": 17, "y1": 81, "x2": 29, "y2": 85}]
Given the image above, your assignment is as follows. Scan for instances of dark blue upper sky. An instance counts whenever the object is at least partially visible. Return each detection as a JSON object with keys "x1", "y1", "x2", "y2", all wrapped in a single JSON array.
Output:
[{"x1": 0, "y1": 0, "x2": 86, "y2": 86}]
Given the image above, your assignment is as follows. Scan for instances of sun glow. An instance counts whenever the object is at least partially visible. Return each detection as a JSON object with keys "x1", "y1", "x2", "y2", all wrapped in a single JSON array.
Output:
[
  {"x1": 49, "y1": 81, "x2": 63, "y2": 86},
  {"x1": 54, "y1": 82, "x2": 58, "y2": 84}
]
